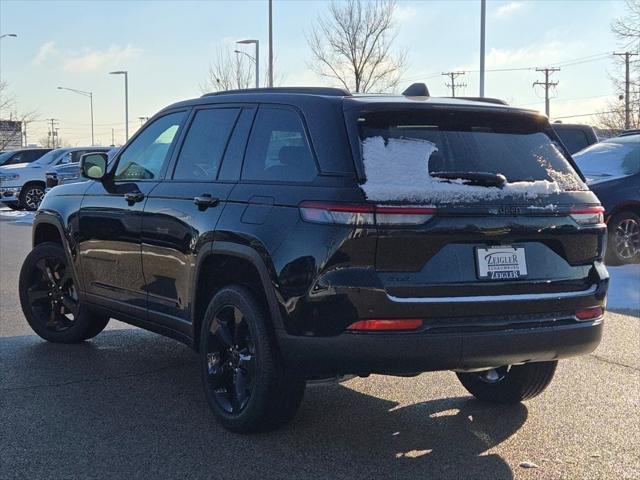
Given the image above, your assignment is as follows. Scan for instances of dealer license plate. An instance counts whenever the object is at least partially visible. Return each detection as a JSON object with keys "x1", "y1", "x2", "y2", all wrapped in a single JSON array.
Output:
[{"x1": 476, "y1": 246, "x2": 528, "y2": 280}]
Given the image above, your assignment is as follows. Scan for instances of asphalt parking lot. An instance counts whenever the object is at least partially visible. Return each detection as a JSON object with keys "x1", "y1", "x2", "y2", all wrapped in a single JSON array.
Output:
[{"x1": 1, "y1": 212, "x2": 639, "y2": 480}]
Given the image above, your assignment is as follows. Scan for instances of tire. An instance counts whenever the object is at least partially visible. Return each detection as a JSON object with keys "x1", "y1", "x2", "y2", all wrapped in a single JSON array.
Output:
[
  {"x1": 19, "y1": 242, "x2": 110, "y2": 343},
  {"x1": 456, "y1": 361, "x2": 558, "y2": 404},
  {"x1": 19, "y1": 183, "x2": 45, "y2": 211},
  {"x1": 606, "y1": 211, "x2": 640, "y2": 265},
  {"x1": 199, "y1": 285, "x2": 306, "y2": 433}
]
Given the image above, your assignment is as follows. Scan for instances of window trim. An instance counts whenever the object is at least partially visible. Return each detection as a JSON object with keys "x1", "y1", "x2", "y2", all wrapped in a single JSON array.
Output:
[
  {"x1": 167, "y1": 105, "x2": 242, "y2": 183},
  {"x1": 109, "y1": 109, "x2": 189, "y2": 183},
  {"x1": 239, "y1": 104, "x2": 320, "y2": 185}
]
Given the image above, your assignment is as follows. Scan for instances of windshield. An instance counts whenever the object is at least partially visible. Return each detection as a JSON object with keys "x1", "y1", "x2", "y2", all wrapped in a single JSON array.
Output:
[
  {"x1": 573, "y1": 138, "x2": 640, "y2": 178},
  {"x1": 32, "y1": 148, "x2": 71, "y2": 166},
  {"x1": 356, "y1": 109, "x2": 586, "y2": 203},
  {"x1": 0, "y1": 151, "x2": 16, "y2": 166}
]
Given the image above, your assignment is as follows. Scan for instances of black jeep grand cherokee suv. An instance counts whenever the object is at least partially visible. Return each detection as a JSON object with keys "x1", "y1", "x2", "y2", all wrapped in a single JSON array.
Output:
[{"x1": 19, "y1": 86, "x2": 608, "y2": 433}]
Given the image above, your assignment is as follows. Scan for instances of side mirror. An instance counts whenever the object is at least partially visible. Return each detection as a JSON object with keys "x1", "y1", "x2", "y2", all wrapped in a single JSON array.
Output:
[{"x1": 80, "y1": 152, "x2": 108, "y2": 180}]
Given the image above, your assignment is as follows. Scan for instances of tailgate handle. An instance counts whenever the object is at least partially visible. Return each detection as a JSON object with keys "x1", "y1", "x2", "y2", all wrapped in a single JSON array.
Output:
[{"x1": 194, "y1": 194, "x2": 219, "y2": 209}]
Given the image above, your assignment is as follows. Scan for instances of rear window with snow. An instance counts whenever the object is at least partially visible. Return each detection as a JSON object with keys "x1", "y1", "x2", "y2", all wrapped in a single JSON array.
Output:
[{"x1": 356, "y1": 110, "x2": 586, "y2": 203}]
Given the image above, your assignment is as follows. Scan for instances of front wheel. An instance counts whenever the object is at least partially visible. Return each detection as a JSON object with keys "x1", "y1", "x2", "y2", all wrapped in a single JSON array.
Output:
[
  {"x1": 200, "y1": 285, "x2": 306, "y2": 433},
  {"x1": 456, "y1": 361, "x2": 557, "y2": 404},
  {"x1": 19, "y1": 242, "x2": 110, "y2": 343},
  {"x1": 20, "y1": 183, "x2": 45, "y2": 211}
]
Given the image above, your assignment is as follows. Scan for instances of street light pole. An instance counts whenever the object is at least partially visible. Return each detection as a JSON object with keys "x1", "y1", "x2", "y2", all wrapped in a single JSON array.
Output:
[
  {"x1": 0, "y1": 33, "x2": 17, "y2": 118},
  {"x1": 109, "y1": 70, "x2": 129, "y2": 141},
  {"x1": 57, "y1": 86, "x2": 94, "y2": 145},
  {"x1": 268, "y1": 0, "x2": 273, "y2": 87},
  {"x1": 479, "y1": 0, "x2": 486, "y2": 97},
  {"x1": 237, "y1": 39, "x2": 259, "y2": 88}
]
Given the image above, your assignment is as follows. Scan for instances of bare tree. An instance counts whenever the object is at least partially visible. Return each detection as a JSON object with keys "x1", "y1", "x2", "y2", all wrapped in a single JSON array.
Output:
[
  {"x1": 596, "y1": 0, "x2": 640, "y2": 130},
  {"x1": 306, "y1": 0, "x2": 407, "y2": 93},
  {"x1": 200, "y1": 48, "x2": 254, "y2": 93}
]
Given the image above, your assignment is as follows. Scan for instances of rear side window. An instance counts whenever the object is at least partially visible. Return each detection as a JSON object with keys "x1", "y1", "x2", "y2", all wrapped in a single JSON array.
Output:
[
  {"x1": 555, "y1": 128, "x2": 590, "y2": 154},
  {"x1": 242, "y1": 107, "x2": 316, "y2": 182},
  {"x1": 173, "y1": 108, "x2": 239, "y2": 180}
]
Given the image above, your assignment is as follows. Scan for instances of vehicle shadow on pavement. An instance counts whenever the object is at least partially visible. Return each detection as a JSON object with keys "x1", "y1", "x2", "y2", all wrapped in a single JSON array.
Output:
[{"x1": 1, "y1": 329, "x2": 527, "y2": 480}]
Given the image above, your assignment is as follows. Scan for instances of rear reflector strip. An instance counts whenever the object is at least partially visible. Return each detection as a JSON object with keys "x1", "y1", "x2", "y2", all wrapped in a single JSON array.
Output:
[
  {"x1": 299, "y1": 202, "x2": 436, "y2": 226},
  {"x1": 570, "y1": 206, "x2": 604, "y2": 225},
  {"x1": 346, "y1": 319, "x2": 423, "y2": 331},
  {"x1": 575, "y1": 306, "x2": 604, "y2": 320}
]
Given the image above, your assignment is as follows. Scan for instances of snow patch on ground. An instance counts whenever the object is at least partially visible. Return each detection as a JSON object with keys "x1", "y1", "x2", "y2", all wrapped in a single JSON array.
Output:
[
  {"x1": 360, "y1": 136, "x2": 585, "y2": 203},
  {"x1": 607, "y1": 264, "x2": 640, "y2": 312}
]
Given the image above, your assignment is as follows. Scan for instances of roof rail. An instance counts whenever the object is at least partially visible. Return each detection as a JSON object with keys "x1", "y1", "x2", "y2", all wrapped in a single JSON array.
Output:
[
  {"x1": 453, "y1": 96, "x2": 509, "y2": 106},
  {"x1": 202, "y1": 87, "x2": 351, "y2": 97},
  {"x1": 617, "y1": 129, "x2": 640, "y2": 137}
]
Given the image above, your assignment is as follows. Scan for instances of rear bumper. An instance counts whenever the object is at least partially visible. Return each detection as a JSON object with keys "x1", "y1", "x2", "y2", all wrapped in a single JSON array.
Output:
[{"x1": 278, "y1": 317, "x2": 603, "y2": 376}]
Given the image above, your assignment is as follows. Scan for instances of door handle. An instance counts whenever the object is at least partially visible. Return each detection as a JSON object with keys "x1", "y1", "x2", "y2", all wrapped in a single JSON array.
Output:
[
  {"x1": 193, "y1": 194, "x2": 219, "y2": 209},
  {"x1": 124, "y1": 191, "x2": 145, "y2": 204}
]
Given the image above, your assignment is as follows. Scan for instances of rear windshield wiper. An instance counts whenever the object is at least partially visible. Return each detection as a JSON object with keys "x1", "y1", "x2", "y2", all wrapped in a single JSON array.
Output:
[{"x1": 430, "y1": 171, "x2": 507, "y2": 188}]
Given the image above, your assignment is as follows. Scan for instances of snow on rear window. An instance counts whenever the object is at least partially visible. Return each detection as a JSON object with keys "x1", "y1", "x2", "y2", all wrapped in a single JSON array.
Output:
[{"x1": 361, "y1": 136, "x2": 585, "y2": 203}]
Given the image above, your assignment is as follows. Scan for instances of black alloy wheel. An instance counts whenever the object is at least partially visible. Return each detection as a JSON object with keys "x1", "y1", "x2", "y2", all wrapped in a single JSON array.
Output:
[
  {"x1": 200, "y1": 286, "x2": 306, "y2": 433},
  {"x1": 24, "y1": 255, "x2": 79, "y2": 332},
  {"x1": 205, "y1": 304, "x2": 256, "y2": 414},
  {"x1": 19, "y1": 242, "x2": 110, "y2": 343}
]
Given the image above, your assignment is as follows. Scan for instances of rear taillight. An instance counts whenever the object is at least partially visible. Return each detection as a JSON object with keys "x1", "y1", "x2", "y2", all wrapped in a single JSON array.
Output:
[
  {"x1": 575, "y1": 306, "x2": 604, "y2": 320},
  {"x1": 346, "y1": 319, "x2": 423, "y2": 331},
  {"x1": 299, "y1": 202, "x2": 436, "y2": 226},
  {"x1": 570, "y1": 206, "x2": 604, "y2": 225}
]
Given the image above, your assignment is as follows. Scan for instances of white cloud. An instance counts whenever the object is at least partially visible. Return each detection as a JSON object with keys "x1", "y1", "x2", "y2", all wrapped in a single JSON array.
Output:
[
  {"x1": 32, "y1": 41, "x2": 59, "y2": 65},
  {"x1": 63, "y1": 45, "x2": 143, "y2": 72},
  {"x1": 494, "y1": 1, "x2": 525, "y2": 18},
  {"x1": 395, "y1": 4, "x2": 417, "y2": 22}
]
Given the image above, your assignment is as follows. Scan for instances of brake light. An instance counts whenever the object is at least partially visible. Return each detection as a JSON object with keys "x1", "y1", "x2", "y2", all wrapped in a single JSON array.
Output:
[
  {"x1": 570, "y1": 206, "x2": 604, "y2": 225},
  {"x1": 299, "y1": 202, "x2": 436, "y2": 226},
  {"x1": 575, "y1": 306, "x2": 604, "y2": 320},
  {"x1": 346, "y1": 319, "x2": 424, "y2": 331}
]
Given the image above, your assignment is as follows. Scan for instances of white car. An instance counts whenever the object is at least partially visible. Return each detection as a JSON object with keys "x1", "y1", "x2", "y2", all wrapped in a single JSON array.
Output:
[{"x1": 0, "y1": 147, "x2": 109, "y2": 210}]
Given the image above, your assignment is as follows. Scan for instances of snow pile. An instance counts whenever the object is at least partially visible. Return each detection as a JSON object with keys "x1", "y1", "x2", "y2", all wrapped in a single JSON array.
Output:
[{"x1": 360, "y1": 136, "x2": 585, "y2": 203}]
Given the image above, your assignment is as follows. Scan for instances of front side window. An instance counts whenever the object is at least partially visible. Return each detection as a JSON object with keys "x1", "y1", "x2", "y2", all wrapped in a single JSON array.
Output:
[
  {"x1": 114, "y1": 112, "x2": 185, "y2": 181},
  {"x1": 173, "y1": 108, "x2": 239, "y2": 180},
  {"x1": 242, "y1": 107, "x2": 316, "y2": 182}
]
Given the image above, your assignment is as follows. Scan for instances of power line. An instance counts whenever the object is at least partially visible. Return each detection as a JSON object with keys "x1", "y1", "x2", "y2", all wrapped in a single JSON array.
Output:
[
  {"x1": 533, "y1": 67, "x2": 560, "y2": 117},
  {"x1": 442, "y1": 71, "x2": 466, "y2": 97}
]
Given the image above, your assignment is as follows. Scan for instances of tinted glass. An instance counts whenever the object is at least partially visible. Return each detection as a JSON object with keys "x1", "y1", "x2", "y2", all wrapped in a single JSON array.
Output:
[
  {"x1": 357, "y1": 110, "x2": 583, "y2": 187},
  {"x1": 574, "y1": 138, "x2": 640, "y2": 179},
  {"x1": 173, "y1": 108, "x2": 239, "y2": 180},
  {"x1": 115, "y1": 112, "x2": 185, "y2": 181},
  {"x1": 242, "y1": 108, "x2": 316, "y2": 182},
  {"x1": 555, "y1": 128, "x2": 590, "y2": 154}
]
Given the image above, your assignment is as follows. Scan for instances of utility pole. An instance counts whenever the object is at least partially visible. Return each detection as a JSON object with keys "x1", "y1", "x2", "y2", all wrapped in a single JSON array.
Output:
[
  {"x1": 442, "y1": 71, "x2": 467, "y2": 97},
  {"x1": 268, "y1": 0, "x2": 273, "y2": 87},
  {"x1": 533, "y1": 67, "x2": 560, "y2": 118},
  {"x1": 614, "y1": 52, "x2": 638, "y2": 129},
  {"x1": 479, "y1": 0, "x2": 486, "y2": 97},
  {"x1": 47, "y1": 118, "x2": 59, "y2": 148},
  {"x1": 111, "y1": 128, "x2": 115, "y2": 147},
  {"x1": 22, "y1": 120, "x2": 27, "y2": 147}
]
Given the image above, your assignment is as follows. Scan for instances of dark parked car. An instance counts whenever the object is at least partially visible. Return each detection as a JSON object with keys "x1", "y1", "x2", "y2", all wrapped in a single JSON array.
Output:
[
  {"x1": 574, "y1": 134, "x2": 640, "y2": 264},
  {"x1": 0, "y1": 148, "x2": 51, "y2": 167},
  {"x1": 19, "y1": 86, "x2": 608, "y2": 433},
  {"x1": 552, "y1": 123, "x2": 598, "y2": 154}
]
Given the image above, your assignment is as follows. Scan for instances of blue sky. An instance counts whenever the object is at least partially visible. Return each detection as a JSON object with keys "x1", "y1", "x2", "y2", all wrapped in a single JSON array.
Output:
[{"x1": 0, "y1": 0, "x2": 628, "y2": 146}]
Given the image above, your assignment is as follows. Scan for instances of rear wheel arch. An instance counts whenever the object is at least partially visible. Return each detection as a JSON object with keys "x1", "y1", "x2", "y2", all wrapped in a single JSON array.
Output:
[
  {"x1": 192, "y1": 243, "x2": 284, "y2": 351},
  {"x1": 607, "y1": 202, "x2": 640, "y2": 221}
]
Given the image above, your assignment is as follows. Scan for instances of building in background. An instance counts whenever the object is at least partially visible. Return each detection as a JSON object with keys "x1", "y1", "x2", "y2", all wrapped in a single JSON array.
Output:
[{"x1": 0, "y1": 120, "x2": 23, "y2": 150}]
